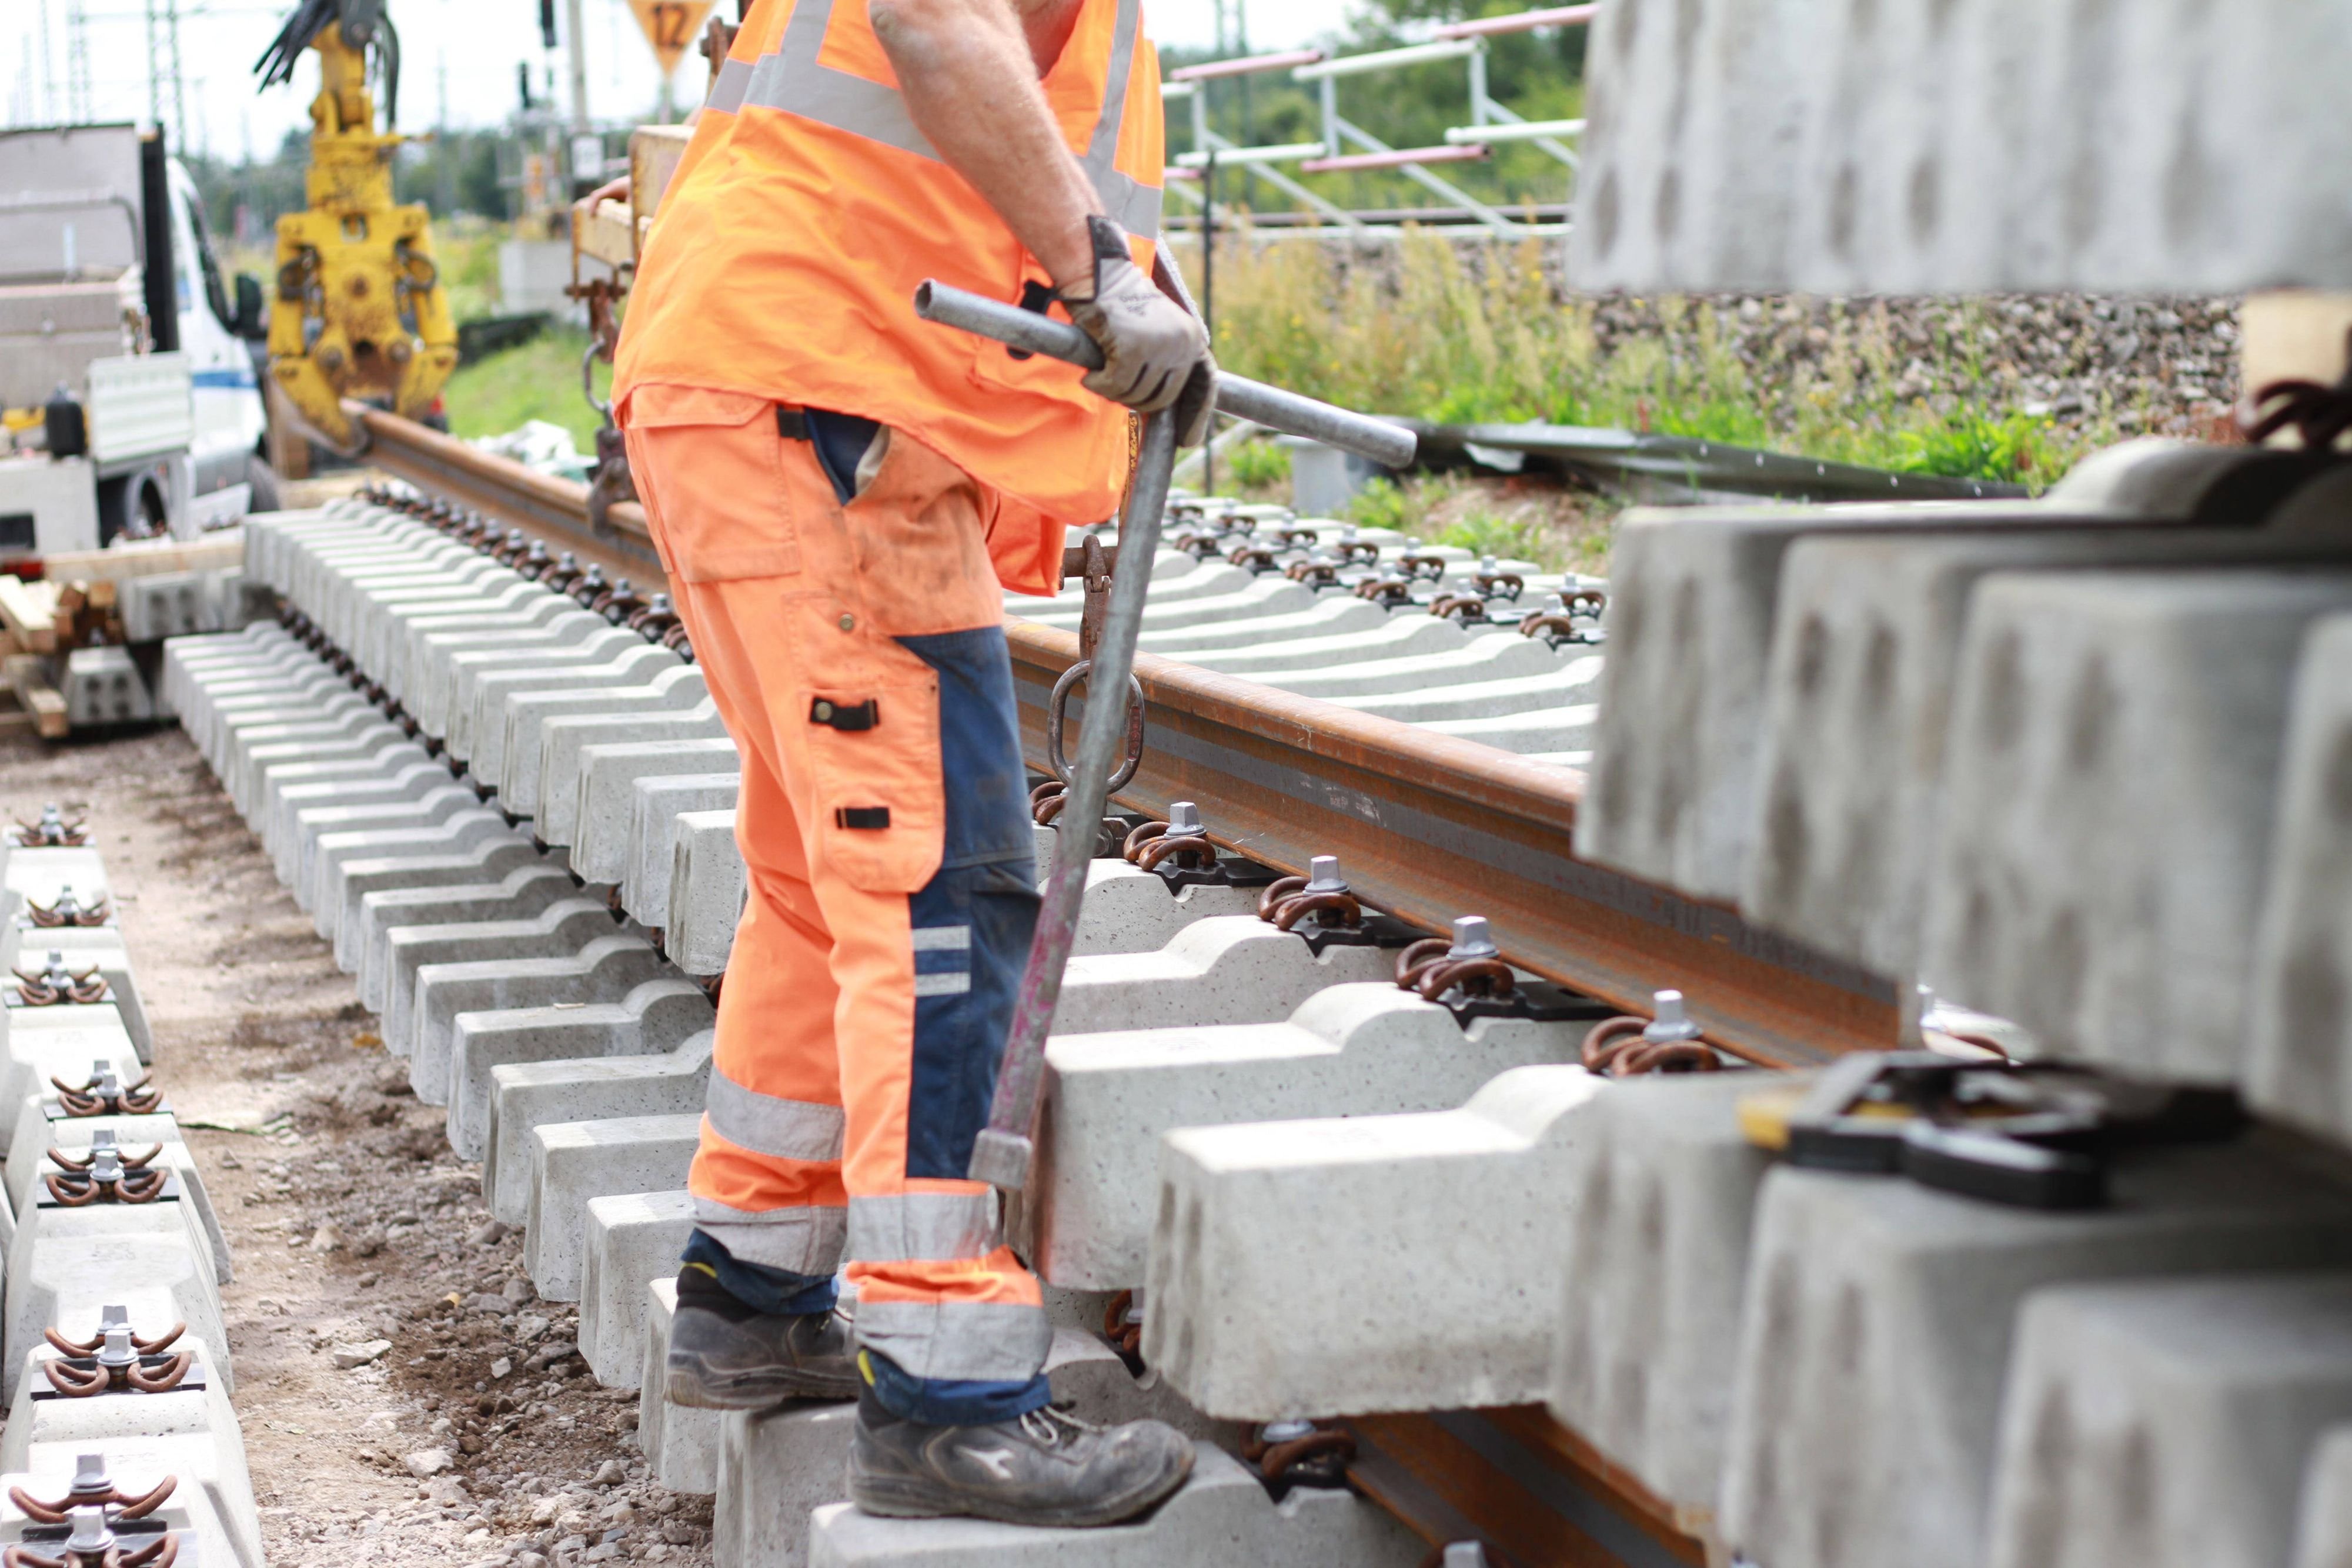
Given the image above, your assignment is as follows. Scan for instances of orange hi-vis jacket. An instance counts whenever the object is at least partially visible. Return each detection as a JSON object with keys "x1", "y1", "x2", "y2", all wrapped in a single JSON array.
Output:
[{"x1": 613, "y1": 0, "x2": 1166, "y2": 597}]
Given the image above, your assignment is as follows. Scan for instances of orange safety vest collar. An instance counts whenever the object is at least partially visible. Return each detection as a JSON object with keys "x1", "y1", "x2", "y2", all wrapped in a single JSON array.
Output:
[{"x1": 614, "y1": 0, "x2": 1166, "y2": 596}]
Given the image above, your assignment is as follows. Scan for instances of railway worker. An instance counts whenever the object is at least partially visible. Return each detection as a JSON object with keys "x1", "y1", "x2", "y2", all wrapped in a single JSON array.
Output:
[{"x1": 609, "y1": 0, "x2": 1215, "y2": 1530}]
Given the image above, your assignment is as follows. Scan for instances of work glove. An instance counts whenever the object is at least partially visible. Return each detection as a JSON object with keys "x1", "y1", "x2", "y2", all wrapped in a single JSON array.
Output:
[{"x1": 1058, "y1": 215, "x2": 1218, "y2": 448}]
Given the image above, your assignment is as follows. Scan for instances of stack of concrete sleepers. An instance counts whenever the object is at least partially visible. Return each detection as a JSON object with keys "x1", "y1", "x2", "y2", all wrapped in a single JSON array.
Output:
[
  {"x1": 1420, "y1": 436, "x2": 2352, "y2": 1568},
  {"x1": 0, "y1": 805, "x2": 264, "y2": 1567}
]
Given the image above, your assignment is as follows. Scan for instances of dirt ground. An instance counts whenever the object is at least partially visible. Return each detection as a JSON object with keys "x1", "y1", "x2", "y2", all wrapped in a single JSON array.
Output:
[{"x1": 5, "y1": 725, "x2": 714, "y2": 1567}]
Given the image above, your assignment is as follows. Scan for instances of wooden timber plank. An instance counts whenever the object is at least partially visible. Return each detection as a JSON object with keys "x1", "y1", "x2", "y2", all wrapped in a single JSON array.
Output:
[
  {"x1": 5, "y1": 654, "x2": 65, "y2": 738},
  {"x1": 41, "y1": 535, "x2": 243, "y2": 584},
  {"x1": 0, "y1": 577, "x2": 59, "y2": 653}
]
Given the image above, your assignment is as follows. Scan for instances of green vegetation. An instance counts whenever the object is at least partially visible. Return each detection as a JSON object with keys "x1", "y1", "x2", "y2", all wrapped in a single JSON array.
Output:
[
  {"x1": 1223, "y1": 436, "x2": 1293, "y2": 491},
  {"x1": 433, "y1": 222, "x2": 507, "y2": 325},
  {"x1": 440, "y1": 326, "x2": 610, "y2": 450},
  {"x1": 1196, "y1": 232, "x2": 2107, "y2": 488}
]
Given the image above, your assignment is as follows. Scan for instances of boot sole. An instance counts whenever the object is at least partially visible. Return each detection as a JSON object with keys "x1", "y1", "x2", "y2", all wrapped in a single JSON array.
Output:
[
  {"x1": 666, "y1": 1358, "x2": 860, "y2": 1410},
  {"x1": 848, "y1": 1446, "x2": 1195, "y2": 1530}
]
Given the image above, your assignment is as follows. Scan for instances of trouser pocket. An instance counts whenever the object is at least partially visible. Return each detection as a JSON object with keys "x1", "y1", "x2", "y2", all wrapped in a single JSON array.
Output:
[{"x1": 793, "y1": 604, "x2": 946, "y2": 895}]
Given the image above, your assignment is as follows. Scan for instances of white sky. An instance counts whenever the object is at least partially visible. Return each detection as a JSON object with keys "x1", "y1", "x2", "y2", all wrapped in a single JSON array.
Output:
[{"x1": 0, "y1": 0, "x2": 1362, "y2": 165}]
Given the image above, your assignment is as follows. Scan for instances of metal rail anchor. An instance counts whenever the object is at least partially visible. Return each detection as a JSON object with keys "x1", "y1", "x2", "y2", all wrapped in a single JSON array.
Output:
[{"x1": 911, "y1": 279, "x2": 1418, "y2": 1191}]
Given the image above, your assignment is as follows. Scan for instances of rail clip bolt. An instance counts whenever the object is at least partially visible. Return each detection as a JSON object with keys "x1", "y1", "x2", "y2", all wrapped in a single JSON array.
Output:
[
  {"x1": 1447, "y1": 915, "x2": 1499, "y2": 961},
  {"x1": 64, "y1": 1505, "x2": 114, "y2": 1558},
  {"x1": 1643, "y1": 990, "x2": 1703, "y2": 1046}
]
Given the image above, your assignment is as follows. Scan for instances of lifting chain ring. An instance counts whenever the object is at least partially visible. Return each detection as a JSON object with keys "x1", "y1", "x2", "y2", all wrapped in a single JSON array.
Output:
[{"x1": 1045, "y1": 662, "x2": 1146, "y2": 793}]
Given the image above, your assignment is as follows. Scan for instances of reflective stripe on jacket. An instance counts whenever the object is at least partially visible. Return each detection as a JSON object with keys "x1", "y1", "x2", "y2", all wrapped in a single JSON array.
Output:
[{"x1": 614, "y1": 0, "x2": 1165, "y2": 595}]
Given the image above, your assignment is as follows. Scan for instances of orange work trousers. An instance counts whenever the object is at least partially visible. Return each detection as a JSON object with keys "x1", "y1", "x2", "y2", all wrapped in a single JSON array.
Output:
[{"x1": 623, "y1": 386, "x2": 1050, "y2": 1420}]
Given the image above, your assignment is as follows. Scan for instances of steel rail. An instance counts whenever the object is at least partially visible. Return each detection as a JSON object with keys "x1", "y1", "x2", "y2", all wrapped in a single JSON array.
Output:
[
  {"x1": 349, "y1": 403, "x2": 671, "y2": 585},
  {"x1": 1005, "y1": 621, "x2": 1894, "y2": 1068},
  {"x1": 343, "y1": 409, "x2": 1896, "y2": 1065}
]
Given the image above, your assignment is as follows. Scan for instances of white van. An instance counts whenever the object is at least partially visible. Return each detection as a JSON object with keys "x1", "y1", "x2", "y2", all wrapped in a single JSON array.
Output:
[{"x1": 0, "y1": 123, "x2": 271, "y2": 554}]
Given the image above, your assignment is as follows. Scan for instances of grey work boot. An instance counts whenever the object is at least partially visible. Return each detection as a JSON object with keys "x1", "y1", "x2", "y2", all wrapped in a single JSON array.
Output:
[
  {"x1": 664, "y1": 1299, "x2": 860, "y2": 1409},
  {"x1": 848, "y1": 1386, "x2": 1195, "y2": 1527}
]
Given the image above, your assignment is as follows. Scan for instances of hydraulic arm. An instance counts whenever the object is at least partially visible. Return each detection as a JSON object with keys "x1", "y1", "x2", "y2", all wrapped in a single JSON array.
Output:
[{"x1": 255, "y1": 0, "x2": 457, "y2": 446}]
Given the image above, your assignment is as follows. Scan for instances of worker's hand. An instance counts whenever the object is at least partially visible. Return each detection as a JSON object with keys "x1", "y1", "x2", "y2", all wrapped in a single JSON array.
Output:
[
  {"x1": 1058, "y1": 216, "x2": 1216, "y2": 447},
  {"x1": 584, "y1": 175, "x2": 630, "y2": 210}
]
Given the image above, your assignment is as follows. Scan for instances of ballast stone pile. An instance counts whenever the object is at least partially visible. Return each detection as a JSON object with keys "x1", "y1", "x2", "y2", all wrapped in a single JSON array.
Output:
[{"x1": 0, "y1": 819, "x2": 265, "y2": 1568}]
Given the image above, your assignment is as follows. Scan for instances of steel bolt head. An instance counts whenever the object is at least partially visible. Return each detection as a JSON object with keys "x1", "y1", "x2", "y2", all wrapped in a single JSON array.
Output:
[
  {"x1": 1304, "y1": 855, "x2": 1345, "y2": 893},
  {"x1": 1448, "y1": 915, "x2": 1498, "y2": 960},
  {"x1": 99, "y1": 1306, "x2": 128, "y2": 1329},
  {"x1": 1167, "y1": 801, "x2": 1203, "y2": 835},
  {"x1": 97, "y1": 1326, "x2": 135, "y2": 1369},
  {"x1": 68, "y1": 1453, "x2": 108, "y2": 1495},
  {"x1": 65, "y1": 1505, "x2": 113, "y2": 1554},
  {"x1": 1644, "y1": 989, "x2": 1703, "y2": 1044},
  {"x1": 1260, "y1": 1418, "x2": 1316, "y2": 1443}
]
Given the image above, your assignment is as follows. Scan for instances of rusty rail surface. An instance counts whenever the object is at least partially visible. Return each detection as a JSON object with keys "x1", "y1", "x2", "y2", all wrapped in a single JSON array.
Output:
[
  {"x1": 346, "y1": 409, "x2": 1894, "y2": 1065},
  {"x1": 1008, "y1": 623, "x2": 1894, "y2": 1068},
  {"x1": 352, "y1": 404, "x2": 670, "y2": 585}
]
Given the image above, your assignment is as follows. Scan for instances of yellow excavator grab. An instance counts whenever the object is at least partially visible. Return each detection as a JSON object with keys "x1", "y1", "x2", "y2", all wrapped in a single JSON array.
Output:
[{"x1": 255, "y1": 0, "x2": 456, "y2": 447}]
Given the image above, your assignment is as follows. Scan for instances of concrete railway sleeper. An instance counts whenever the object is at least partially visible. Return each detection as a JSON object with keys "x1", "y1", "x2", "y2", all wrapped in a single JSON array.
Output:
[{"x1": 0, "y1": 808, "x2": 263, "y2": 1568}]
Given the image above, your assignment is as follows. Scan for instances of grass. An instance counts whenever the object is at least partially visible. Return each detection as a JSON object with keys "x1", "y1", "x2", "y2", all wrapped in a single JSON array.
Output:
[
  {"x1": 433, "y1": 221, "x2": 507, "y2": 325},
  {"x1": 439, "y1": 326, "x2": 612, "y2": 451},
  {"x1": 1188, "y1": 231, "x2": 2110, "y2": 489}
]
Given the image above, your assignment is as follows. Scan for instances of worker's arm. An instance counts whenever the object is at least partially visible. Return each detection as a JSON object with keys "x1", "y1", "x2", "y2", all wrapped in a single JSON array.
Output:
[
  {"x1": 873, "y1": 0, "x2": 1213, "y2": 433},
  {"x1": 870, "y1": 0, "x2": 1099, "y2": 285}
]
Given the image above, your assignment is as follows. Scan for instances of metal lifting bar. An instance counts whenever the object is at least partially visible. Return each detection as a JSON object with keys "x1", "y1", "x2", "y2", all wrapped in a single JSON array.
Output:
[
  {"x1": 914, "y1": 279, "x2": 1416, "y2": 1191},
  {"x1": 910, "y1": 281, "x2": 1419, "y2": 468}
]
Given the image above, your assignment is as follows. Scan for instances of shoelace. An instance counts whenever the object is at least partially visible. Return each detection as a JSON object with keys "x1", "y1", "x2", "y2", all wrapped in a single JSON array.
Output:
[{"x1": 1017, "y1": 1404, "x2": 1102, "y2": 1447}]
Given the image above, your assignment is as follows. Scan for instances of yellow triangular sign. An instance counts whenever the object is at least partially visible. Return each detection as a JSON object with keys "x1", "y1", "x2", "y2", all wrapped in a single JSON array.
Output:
[{"x1": 629, "y1": 0, "x2": 716, "y2": 76}]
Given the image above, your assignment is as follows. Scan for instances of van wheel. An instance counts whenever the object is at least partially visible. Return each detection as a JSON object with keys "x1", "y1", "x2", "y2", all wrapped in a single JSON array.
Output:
[{"x1": 96, "y1": 472, "x2": 167, "y2": 545}]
